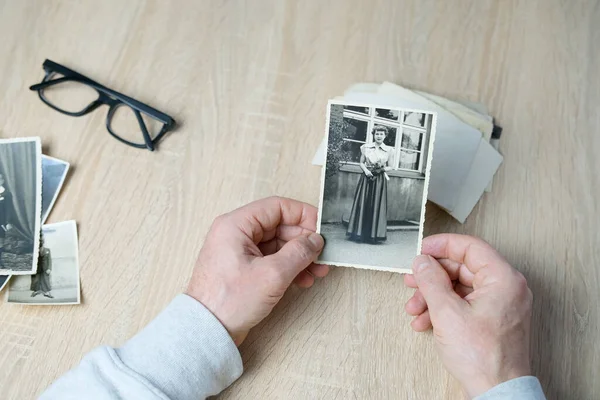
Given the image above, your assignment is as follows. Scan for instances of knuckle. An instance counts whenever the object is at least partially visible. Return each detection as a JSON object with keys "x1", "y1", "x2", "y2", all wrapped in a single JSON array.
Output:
[
  {"x1": 469, "y1": 235, "x2": 497, "y2": 252},
  {"x1": 211, "y1": 214, "x2": 230, "y2": 230},
  {"x1": 263, "y1": 195, "x2": 283, "y2": 207},
  {"x1": 513, "y1": 271, "x2": 529, "y2": 291},
  {"x1": 267, "y1": 195, "x2": 283, "y2": 202},
  {"x1": 211, "y1": 214, "x2": 225, "y2": 226},
  {"x1": 507, "y1": 270, "x2": 533, "y2": 304},
  {"x1": 464, "y1": 235, "x2": 505, "y2": 258}
]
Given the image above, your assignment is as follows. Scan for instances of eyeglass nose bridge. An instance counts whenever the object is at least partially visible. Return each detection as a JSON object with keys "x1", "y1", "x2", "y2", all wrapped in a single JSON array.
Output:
[{"x1": 80, "y1": 99, "x2": 103, "y2": 115}]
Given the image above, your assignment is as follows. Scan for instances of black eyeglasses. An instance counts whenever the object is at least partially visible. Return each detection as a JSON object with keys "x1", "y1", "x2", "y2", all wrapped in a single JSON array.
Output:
[{"x1": 29, "y1": 59, "x2": 176, "y2": 151}]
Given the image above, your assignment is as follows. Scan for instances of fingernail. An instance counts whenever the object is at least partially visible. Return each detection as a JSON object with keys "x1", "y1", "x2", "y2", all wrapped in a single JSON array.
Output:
[
  {"x1": 412, "y1": 255, "x2": 431, "y2": 273},
  {"x1": 308, "y1": 233, "x2": 324, "y2": 251}
]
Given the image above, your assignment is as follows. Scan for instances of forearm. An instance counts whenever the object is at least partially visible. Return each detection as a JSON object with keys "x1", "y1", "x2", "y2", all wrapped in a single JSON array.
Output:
[{"x1": 40, "y1": 294, "x2": 243, "y2": 400}]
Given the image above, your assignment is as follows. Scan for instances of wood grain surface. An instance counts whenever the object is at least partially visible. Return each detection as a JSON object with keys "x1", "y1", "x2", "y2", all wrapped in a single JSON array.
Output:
[{"x1": 0, "y1": 1, "x2": 598, "y2": 399}]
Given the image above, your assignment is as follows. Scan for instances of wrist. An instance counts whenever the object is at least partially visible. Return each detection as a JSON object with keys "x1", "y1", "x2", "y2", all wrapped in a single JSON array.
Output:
[{"x1": 184, "y1": 287, "x2": 247, "y2": 346}]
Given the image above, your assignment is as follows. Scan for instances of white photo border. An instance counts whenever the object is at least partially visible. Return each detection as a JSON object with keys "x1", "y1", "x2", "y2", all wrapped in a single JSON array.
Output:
[
  {"x1": 316, "y1": 100, "x2": 438, "y2": 274},
  {"x1": 6, "y1": 220, "x2": 81, "y2": 305}
]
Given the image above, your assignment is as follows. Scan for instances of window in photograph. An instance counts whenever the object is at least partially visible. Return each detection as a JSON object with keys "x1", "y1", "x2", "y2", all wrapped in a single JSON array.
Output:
[
  {"x1": 375, "y1": 108, "x2": 399, "y2": 121},
  {"x1": 340, "y1": 107, "x2": 430, "y2": 173},
  {"x1": 399, "y1": 149, "x2": 421, "y2": 170},
  {"x1": 340, "y1": 117, "x2": 369, "y2": 163},
  {"x1": 340, "y1": 140, "x2": 364, "y2": 163},
  {"x1": 344, "y1": 105, "x2": 370, "y2": 115},
  {"x1": 403, "y1": 112, "x2": 426, "y2": 128},
  {"x1": 383, "y1": 126, "x2": 397, "y2": 148},
  {"x1": 400, "y1": 127, "x2": 423, "y2": 150},
  {"x1": 343, "y1": 117, "x2": 369, "y2": 142}
]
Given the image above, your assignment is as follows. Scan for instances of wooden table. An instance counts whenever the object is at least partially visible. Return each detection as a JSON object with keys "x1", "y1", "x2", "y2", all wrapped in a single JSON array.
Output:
[{"x1": 0, "y1": 1, "x2": 598, "y2": 399}]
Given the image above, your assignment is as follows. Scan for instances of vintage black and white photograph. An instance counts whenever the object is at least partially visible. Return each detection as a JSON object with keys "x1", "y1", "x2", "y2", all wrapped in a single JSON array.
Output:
[
  {"x1": 317, "y1": 101, "x2": 436, "y2": 272},
  {"x1": 0, "y1": 137, "x2": 42, "y2": 275},
  {"x1": 0, "y1": 275, "x2": 10, "y2": 292},
  {"x1": 8, "y1": 220, "x2": 80, "y2": 305},
  {"x1": 41, "y1": 155, "x2": 70, "y2": 224}
]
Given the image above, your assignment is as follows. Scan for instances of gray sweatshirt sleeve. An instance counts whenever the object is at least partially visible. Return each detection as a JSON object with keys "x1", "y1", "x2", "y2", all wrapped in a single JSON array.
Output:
[
  {"x1": 39, "y1": 294, "x2": 243, "y2": 400},
  {"x1": 39, "y1": 294, "x2": 544, "y2": 400},
  {"x1": 475, "y1": 376, "x2": 546, "y2": 400}
]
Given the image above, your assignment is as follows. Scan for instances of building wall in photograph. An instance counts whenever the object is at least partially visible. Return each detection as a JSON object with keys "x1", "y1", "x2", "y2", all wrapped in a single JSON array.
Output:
[
  {"x1": 9, "y1": 257, "x2": 77, "y2": 291},
  {"x1": 322, "y1": 167, "x2": 424, "y2": 224}
]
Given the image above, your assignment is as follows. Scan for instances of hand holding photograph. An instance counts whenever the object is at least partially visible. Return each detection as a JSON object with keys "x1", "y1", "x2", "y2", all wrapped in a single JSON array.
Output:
[
  {"x1": 316, "y1": 101, "x2": 436, "y2": 273},
  {"x1": 0, "y1": 137, "x2": 42, "y2": 275},
  {"x1": 7, "y1": 220, "x2": 80, "y2": 305}
]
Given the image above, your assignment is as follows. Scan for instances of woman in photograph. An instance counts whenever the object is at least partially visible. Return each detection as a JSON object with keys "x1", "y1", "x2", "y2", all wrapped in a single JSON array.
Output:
[
  {"x1": 31, "y1": 235, "x2": 53, "y2": 298},
  {"x1": 347, "y1": 125, "x2": 393, "y2": 243}
]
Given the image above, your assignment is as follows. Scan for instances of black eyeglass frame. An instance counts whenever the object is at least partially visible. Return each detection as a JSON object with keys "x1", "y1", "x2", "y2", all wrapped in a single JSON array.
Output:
[{"x1": 29, "y1": 59, "x2": 176, "y2": 151}]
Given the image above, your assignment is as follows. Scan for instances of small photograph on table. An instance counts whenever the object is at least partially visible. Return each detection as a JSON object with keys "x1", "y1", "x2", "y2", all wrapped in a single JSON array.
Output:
[
  {"x1": 0, "y1": 137, "x2": 42, "y2": 275},
  {"x1": 41, "y1": 155, "x2": 70, "y2": 223},
  {"x1": 8, "y1": 220, "x2": 80, "y2": 305},
  {"x1": 316, "y1": 101, "x2": 436, "y2": 273}
]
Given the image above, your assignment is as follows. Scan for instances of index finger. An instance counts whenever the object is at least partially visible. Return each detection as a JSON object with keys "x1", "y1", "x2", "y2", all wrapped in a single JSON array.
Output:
[
  {"x1": 225, "y1": 196, "x2": 318, "y2": 244},
  {"x1": 421, "y1": 234, "x2": 513, "y2": 276}
]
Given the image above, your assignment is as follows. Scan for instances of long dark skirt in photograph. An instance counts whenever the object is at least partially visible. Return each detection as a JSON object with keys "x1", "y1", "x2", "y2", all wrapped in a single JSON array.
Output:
[
  {"x1": 30, "y1": 248, "x2": 52, "y2": 294},
  {"x1": 347, "y1": 173, "x2": 388, "y2": 243}
]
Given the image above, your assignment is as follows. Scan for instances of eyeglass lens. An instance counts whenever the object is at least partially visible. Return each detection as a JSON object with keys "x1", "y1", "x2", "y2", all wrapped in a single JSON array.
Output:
[
  {"x1": 40, "y1": 73, "x2": 98, "y2": 113},
  {"x1": 108, "y1": 104, "x2": 165, "y2": 145}
]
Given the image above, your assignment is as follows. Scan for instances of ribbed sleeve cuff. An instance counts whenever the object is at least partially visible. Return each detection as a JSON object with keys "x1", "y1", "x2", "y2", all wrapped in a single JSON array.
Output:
[{"x1": 116, "y1": 294, "x2": 243, "y2": 400}]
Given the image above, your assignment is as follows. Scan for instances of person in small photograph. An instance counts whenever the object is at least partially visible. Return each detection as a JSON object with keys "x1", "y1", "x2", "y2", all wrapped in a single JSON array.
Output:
[
  {"x1": 346, "y1": 125, "x2": 393, "y2": 243},
  {"x1": 0, "y1": 173, "x2": 11, "y2": 267},
  {"x1": 31, "y1": 235, "x2": 53, "y2": 298}
]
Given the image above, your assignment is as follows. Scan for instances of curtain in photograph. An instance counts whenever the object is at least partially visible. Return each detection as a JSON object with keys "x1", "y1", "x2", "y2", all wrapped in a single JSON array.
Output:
[{"x1": 0, "y1": 142, "x2": 38, "y2": 243}]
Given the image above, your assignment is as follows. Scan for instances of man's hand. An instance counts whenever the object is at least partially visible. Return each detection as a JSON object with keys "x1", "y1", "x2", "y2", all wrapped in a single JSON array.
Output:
[
  {"x1": 186, "y1": 197, "x2": 329, "y2": 346},
  {"x1": 404, "y1": 234, "x2": 533, "y2": 398}
]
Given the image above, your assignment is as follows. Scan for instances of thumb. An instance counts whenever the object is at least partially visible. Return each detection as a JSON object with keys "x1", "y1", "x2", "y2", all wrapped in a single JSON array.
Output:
[
  {"x1": 264, "y1": 233, "x2": 324, "y2": 283},
  {"x1": 412, "y1": 254, "x2": 461, "y2": 313}
]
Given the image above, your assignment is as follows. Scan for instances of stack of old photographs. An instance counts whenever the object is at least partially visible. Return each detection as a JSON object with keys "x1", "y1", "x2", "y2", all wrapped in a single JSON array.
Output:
[
  {"x1": 0, "y1": 137, "x2": 80, "y2": 305},
  {"x1": 314, "y1": 84, "x2": 503, "y2": 273},
  {"x1": 313, "y1": 82, "x2": 504, "y2": 224}
]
